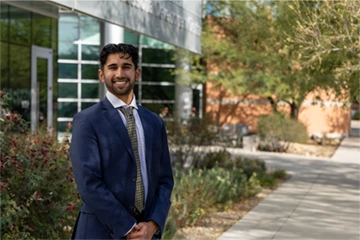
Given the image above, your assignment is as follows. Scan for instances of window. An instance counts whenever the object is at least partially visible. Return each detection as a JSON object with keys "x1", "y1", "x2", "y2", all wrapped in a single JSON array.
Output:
[
  {"x1": 59, "y1": 83, "x2": 78, "y2": 98},
  {"x1": 81, "y1": 83, "x2": 99, "y2": 98},
  {"x1": 0, "y1": 42, "x2": 9, "y2": 88},
  {"x1": 9, "y1": 45, "x2": 30, "y2": 89},
  {"x1": 80, "y1": 16, "x2": 100, "y2": 43},
  {"x1": 9, "y1": 5, "x2": 31, "y2": 45},
  {"x1": 142, "y1": 67, "x2": 175, "y2": 83},
  {"x1": 59, "y1": 63, "x2": 77, "y2": 79},
  {"x1": 82, "y1": 45, "x2": 99, "y2": 60},
  {"x1": 59, "y1": 22, "x2": 79, "y2": 42},
  {"x1": 81, "y1": 64, "x2": 99, "y2": 79},
  {"x1": 0, "y1": 3, "x2": 9, "y2": 41},
  {"x1": 142, "y1": 85, "x2": 175, "y2": 101},
  {"x1": 57, "y1": 13, "x2": 101, "y2": 136},
  {"x1": 124, "y1": 29, "x2": 139, "y2": 46},
  {"x1": 32, "y1": 13, "x2": 51, "y2": 47},
  {"x1": 81, "y1": 102, "x2": 96, "y2": 110},
  {"x1": 59, "y1": 42, "x2": 78, "y2": 59},
  {"x1": 58, "y1": 102, "x2": 77, "y2": 118},
  {"x1": 142, "y1": 48, "x2": 175, "y2": 64}
]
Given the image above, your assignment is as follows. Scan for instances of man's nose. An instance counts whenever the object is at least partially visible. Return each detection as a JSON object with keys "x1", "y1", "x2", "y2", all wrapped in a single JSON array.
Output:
[{"x1": 115, "y1": 68, "x2": 125, "y2": 78}]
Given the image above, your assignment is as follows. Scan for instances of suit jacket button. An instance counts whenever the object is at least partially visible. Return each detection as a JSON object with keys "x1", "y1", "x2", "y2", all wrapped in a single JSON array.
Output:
[
  {"x1": 132, "y1": 177, "x2": 136, "y2": 182},
  {"x1": 129, "y1": 204, "x2": 134, "y2": 210}
]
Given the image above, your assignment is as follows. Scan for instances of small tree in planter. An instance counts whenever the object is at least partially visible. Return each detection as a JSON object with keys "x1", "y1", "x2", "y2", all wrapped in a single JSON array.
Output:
[{"x1": 0, "y1": 91, "x2": 80, "y2": 239}]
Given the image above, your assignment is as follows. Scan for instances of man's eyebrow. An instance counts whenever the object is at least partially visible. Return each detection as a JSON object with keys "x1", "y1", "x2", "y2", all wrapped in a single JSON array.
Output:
[
  {"x1": 107, "y1": 63, "x2": 117, "y2": 68},
  {"x1": 122, "y1": 63, "x2": 133, "y2": 67}
]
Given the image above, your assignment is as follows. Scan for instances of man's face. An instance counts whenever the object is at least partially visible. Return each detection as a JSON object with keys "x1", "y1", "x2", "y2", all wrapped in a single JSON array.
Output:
[{"x1": 98, "y1": 53, "x2": 140, "y2": 104}]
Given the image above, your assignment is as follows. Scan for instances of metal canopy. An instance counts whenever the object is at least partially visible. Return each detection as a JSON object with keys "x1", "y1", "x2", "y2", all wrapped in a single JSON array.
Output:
[
  {"x1": 48, "y1": 0, "x2": 202, "y2": 54},
  {"x1": 3, "y1": 0, "x2": 59, "y2": 18}
]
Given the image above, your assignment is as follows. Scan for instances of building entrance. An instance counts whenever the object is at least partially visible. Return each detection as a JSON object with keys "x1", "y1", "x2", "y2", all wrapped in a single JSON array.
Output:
[{"x1": 31, "y1": 46, "x2": 53, "y2": 132}]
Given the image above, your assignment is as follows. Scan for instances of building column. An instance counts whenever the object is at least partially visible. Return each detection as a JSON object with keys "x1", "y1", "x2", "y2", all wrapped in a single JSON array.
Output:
[
  {"x1": 175, "y1": 52, "x2": 192, "y2": 123},
  {"x1": 99, "y1": 22, "x2": 124, "y2": 99}
]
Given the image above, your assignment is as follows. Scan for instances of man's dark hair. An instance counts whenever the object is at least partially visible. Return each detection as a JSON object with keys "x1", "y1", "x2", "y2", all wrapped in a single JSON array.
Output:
[{"x1": 99, "y1": 43, "x2": 139, "y2": 70}]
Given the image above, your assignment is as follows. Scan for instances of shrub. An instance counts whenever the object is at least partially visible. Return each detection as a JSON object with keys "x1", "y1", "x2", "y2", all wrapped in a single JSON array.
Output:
[
  {"x1": 353, "y1": 111, "x2": 360, "y2": 120},
  {"x1": 233, "y1": 157, "x2": 267, "y2": 180},
  {"x1": 258, "y1": 169, "x2": 288, "y2": 188},
  {"x1": 257, "y1": 113, "x2": 308, "y2": 152},
  {"x1": 162, "y1": 217, "x2": 178, "y2": 240},
  {"x1": 0, "y1": 91, "x2": 80, "y2": 239},
  {"x1": 166, "y1": 114, "x2": 218, "y2": 170},
  {"x1": 170, "y1": 167, "x2": 261, "y2": 228},
  {"x1": 193, "y1": 149, "x2": 233, "y2": 169}
]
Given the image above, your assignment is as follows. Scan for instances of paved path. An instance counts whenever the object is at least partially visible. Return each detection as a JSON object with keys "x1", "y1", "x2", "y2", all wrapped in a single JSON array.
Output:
[{"x1": 217, "y1": 136, "x2": 360, "y2": 240}]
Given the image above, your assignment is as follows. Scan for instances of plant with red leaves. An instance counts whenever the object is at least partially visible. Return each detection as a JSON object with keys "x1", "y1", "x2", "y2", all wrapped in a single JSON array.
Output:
[{"x1": 0, "y1": 91, "x2": 80, "y2": 239}]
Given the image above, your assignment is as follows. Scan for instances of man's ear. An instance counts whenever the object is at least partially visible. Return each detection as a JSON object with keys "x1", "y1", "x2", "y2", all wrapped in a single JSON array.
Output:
[
  {"x1": 98, "y1": 69, "x2": 105, "y2": 83},
  {"x1": 135, "y1": 67, "x2": 141, "y2": 81}
]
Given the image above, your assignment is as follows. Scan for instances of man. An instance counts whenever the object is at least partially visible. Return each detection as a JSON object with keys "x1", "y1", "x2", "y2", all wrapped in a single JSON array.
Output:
[{"x1": 70, "y1": 43, "x2": 174, "y2": 239}]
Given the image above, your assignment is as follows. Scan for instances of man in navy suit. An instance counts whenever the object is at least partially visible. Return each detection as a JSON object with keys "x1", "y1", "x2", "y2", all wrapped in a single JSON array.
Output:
[{"x1": 70, "y1": 43, "x2": 174, "y2": 239}]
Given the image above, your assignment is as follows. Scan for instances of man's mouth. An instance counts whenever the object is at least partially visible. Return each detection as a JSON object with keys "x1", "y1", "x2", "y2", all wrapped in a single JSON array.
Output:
[{"x1": 113, "y1": 78, "x2": 129, "y2": 85}]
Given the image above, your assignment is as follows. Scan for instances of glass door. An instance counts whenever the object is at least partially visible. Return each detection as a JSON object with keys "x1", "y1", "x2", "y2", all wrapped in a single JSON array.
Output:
[{"x1": 31, "y1": 46, "x2": 53, "y2": 132}]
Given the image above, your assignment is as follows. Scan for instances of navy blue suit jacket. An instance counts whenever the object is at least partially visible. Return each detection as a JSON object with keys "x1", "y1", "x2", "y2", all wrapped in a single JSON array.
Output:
[{"x1": 70, "y1": 97, "x2": 174, "y2": 239}]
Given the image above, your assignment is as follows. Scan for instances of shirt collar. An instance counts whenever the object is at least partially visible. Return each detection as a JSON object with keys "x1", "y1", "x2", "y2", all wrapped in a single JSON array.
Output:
[{"x1": 106, "y1": 91, "x2": 138, "y2": 110}]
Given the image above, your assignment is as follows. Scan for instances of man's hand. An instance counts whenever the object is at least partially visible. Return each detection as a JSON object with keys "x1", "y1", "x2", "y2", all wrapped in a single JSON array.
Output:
[{"x1": 126, "y1": 220, "x2": 159, "y2": 240}]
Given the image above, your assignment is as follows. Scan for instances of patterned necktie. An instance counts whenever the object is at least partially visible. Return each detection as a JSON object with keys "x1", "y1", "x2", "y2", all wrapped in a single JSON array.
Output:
[{"x1": 119, "y1": 106, "x2": 144, "y2": 212}]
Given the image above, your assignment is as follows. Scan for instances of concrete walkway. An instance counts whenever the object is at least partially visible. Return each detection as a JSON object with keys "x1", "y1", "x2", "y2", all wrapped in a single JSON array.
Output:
[{"x1": 217, "y1": 136, "x2": 360, "y2": 240}]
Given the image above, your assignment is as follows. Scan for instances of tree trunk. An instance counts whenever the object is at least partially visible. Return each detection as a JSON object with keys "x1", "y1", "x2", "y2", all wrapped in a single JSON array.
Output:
[
  {"x1": 290, "y1": 102, "x2": 299, "y2": 119},
  {"x1": 267, "y1": 96, "x2": 278, "y2": 113}
]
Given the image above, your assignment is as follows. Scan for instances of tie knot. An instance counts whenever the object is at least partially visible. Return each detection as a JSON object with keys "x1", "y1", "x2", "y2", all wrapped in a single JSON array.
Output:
[{"x1": 119, "y1": 106, "x2": 133, "y2": 117}]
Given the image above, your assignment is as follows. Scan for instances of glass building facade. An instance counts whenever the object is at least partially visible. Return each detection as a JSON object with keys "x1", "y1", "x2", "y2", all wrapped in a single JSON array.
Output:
[
  {"x1": 57, "y1": 13, "x2": 101, "y2": 134},
  {"x1": 57, "y1": 12, "x2": 183, "y2": 137},
  {"x1": 0, "y1": 2, "x2": 58, "y2": 129},
  {"x1": 1, "y1": 4, "x2": 201, "y2": 137}
]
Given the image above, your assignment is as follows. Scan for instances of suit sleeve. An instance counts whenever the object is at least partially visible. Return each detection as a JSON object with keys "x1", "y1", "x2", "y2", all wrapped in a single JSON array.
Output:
[
  {"x1": 146, "y1": 118, "x2": 174, "y2": 238},
  {"x1": 70, "y1": 113, "x2": 136, "y2": 239}
]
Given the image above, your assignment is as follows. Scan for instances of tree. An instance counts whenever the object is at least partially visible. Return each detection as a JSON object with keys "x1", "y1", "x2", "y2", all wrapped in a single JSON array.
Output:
[
  {"x1": 286, "y1": 0, "x2": 359, "y2": 102},
  {"x1": 182, "y1": 0, "x2": 318, "y2": 120}
]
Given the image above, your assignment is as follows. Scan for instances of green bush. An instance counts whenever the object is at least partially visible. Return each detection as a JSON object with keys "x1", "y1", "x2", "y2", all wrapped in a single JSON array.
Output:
[
  {"x1": 170, "y1": 167, "x2": 261, "y2": 228},
  {"x1": 193, "y1": 149, "x2": 233, "y2": 169},
  {"x1": 166, "y1": 114, "x2": 218, "y2": 170},
  {"x1": 0, "y1": 91, "x2": 80, "y2": 239},
  {"x1": 162, "y1": 217, "x2": 178, "y2": 240},
  {"x1": 257, "y1": 113, "x2": 308, "y2": 152},
  {"x1": 353, "y1": 111, "x2": 360, "y2": 120},
  {"x1": 233, "y1": 157, "x2": 266, "y2": 180},
  {"x1": 258, "y1": 169, "x2": 288, "y2": 188}
]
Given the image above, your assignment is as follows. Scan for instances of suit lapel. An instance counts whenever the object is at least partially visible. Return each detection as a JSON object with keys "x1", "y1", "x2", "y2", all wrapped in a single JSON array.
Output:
[{"x1": 101, "y1": 98, "x2": 135, "y2": 161}]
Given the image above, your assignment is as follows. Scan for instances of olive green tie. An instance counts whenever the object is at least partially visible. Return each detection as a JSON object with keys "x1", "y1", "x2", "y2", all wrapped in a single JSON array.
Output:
[{"x1": 119, "y1": 106, "x2": 144, "y2": 212}]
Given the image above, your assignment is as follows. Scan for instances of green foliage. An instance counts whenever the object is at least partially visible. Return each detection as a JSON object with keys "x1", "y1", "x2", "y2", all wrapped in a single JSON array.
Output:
[
  {"x1": 170, "y1": 167, "x2": 261, "y2": 228},
  {"x1": 165, "y1": 145, "x2": 287, "y2": 238},
  {"x1": 353, "y1": 111, "x2": 360, "y2": 120},
  {"x1": 193, "y1": 149, "x2": 233, "y2": 169},
  {"x1": 233, "y1": 157, "x2": 267, "y2": 180},
  {"x1": 178, "y1": 0, "x2": 317, "y2": 121},
  {"x1": 0, "y1": 91, "x2": 28, "y2": 133},
  {"x1": 288, "y1": 0, "x2": 360, "y2": 102},
  {"x1": 257, "y1": 113, "x2": 308, "y2": 152},
  {"x1": 0, "y1": 92, "x2": 80, "y2": 239},
  {"x1": 258, "y1": 169, "x2": 288, "y2": 188},
  {"x1": 162, "y1": 217, "x2": 178, "y2": 240}
]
